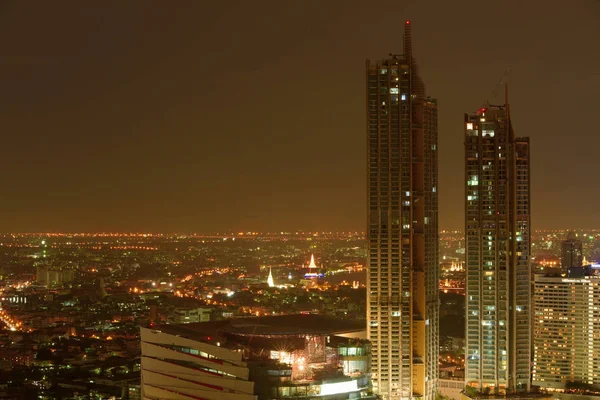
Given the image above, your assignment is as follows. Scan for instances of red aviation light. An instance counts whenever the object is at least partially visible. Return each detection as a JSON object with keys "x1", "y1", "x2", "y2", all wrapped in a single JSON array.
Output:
[
  {"x1": 477, "y1": 107, "x2": 487, "y2": 115},
  {"x1": 405, "y1": 20, "x2": 411, "y2": 25}
]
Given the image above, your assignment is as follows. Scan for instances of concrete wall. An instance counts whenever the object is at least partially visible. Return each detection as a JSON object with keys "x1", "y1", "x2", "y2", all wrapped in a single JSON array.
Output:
[{"x1": 439, "y1": 379, "x2": 464, "y2": 400}]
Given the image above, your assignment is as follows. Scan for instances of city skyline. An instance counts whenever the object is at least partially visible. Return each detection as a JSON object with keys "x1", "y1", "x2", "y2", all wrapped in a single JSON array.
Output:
[
  {"x1": 1, "y1": 1, "x2": 598, "y2": 232},
  {"x1": 1, "y1": 2, "x2": 600, "y2": 399}
]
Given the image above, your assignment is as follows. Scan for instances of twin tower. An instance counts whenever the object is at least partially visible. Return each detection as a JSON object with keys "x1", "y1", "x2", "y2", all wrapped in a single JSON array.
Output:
[{"x1": 366, "y1": 22, "x2": 531, "y2": 400}]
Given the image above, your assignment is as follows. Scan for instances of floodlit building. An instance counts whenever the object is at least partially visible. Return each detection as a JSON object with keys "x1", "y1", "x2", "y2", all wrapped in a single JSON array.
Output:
[
  {"x1": 167, "y1": 307, "x2": 211, "y2": 324},
  {"x1": 308, "y1": 254, "x2": 318, "y2": 269},
  {"x1": 532, "y1": 271, "x2": 600, "y2": 390},
  {"x1": 366, "y1": 20, "x2": 439, "y2": 400},
  {"x1": 141, "y1": 314, "x2": 375, "y2": 400},
  {"x1": 267, "y1": 267, "x2": 275, "y2": 287},
  {"x1": 464, "y1": 100, "x2": 531, "y2": 393}
]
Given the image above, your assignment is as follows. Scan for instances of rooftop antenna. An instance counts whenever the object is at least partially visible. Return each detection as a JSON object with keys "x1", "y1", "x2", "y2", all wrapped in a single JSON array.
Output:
[
  {"x1": 403, "y1": 20, "x2": 412, "y2": 63},
  {"x1": 491, "y1": 67, "x2": 511, "y2": 101}
]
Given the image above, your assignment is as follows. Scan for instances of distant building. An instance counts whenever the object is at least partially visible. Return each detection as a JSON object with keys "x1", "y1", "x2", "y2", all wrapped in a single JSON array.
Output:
[
  {"x1": 141, "y1": 314, "x2": 374, "y2": 400},
  {"x1": 167, "y1": 307, "x2": 211, "y2": 325},
  {"x1": 267, "y1": 267, "x2": 275, "y2": 287},
  {"x1": 303, "y1": 254, "x2": 324, "y2": 280},
  {"x1": 532, "y1": 271, "x2": 600, "y2": 390},
  {"x1": 561, "y1": 231, "x2": 583, "y2": 270},
  {"x1": 464, "y1": 101, "x2": 531, "y2": 393},
  {"x1": 96, "y1": 277, "x2": 107, "y2": 299},
  {"x1": 308, "y1": 254, "x2": 318, "y2": 269},
  {"x1": 35, "y1": 265, "x2": 73, "y2": 287},
  {"x1": 366, "y1": 20, "x2": 439, "y2": 400}
]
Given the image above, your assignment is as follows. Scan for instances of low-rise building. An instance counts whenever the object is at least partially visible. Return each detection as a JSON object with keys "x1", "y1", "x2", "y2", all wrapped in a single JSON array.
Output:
[
  {"x1": 141, "y1": 314, "x2": 374, "y2": 400},
  {"x1": 167, "y1": 307, "x2": 211, "y2": 324}
]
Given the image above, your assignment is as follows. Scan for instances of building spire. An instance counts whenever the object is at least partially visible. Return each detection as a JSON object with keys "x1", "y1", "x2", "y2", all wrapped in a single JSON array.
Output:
[
  {"x1": 403, "y1": 20, "x2": 412, "y2": 63},
  {"x1": 267, "y1": 267, "x2": 275, "y2": 287},
  {"x1": 308, "y1": 254, "x2": 317, "y2": 269},
  {"x1": 403, "y1": 20, "x2": 426, "y2": 99},
  {"x1": 506, "y1": 82, "x2": 514, "y2": 141}
]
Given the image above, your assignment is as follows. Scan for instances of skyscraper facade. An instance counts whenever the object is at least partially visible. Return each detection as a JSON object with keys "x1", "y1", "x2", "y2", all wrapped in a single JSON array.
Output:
[
  {"x1": 464, "y1": 102, "x2": 531, "y2": 393},
  {"x1": 366, "y1": 21, "x2": 439, "y2": 400},
  {"x1": 561, "y1": 231, "x2": 583, "y2": 270},
  {"x1": 532, "y1": 272, "x2": 600, "y2": 390}
]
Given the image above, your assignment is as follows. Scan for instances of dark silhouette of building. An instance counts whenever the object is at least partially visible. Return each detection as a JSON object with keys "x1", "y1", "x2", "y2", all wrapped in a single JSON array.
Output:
[{"x1": 561, "y1": 231, "x2": 583, "y2": 270}]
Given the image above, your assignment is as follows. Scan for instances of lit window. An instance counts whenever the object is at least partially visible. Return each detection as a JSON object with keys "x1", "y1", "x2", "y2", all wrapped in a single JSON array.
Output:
[
  {"x1": 390, "y1": 88, "x2": 399, "y2": 94},
  {"x1": 401, "y1": 94, "x2": 407, "y2": 101},
  {"x1": 466, "y1": 123, "x2": 473, "y2": 130}
]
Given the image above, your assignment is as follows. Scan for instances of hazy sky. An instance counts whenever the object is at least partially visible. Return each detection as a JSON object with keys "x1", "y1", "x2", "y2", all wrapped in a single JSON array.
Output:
[{"x1": 0, "y1": 1, "x2": 598, "y2": 232}]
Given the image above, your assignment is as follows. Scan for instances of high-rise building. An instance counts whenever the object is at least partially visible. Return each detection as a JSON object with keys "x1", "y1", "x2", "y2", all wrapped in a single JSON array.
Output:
[
  {"x1": 532, "y1": 271, "x2": 600, "y2": 390},
  {"x1": 366, "y1": 21, "x2": 439, "y2": 400},
  {"x1": 561, "y1": 231, "x2": 583, "y2": 270},
  {"x1": 464, "y1": 99, "x2": 531, "y2": 393}
]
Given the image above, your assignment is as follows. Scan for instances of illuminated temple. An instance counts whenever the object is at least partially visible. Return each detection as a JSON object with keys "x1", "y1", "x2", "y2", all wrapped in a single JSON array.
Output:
[
  {"x1": 308, "y1": 254, "x2": 317, "y2": 269},
  {"x1": 267, "y1": 267, "x2": 275, "y2": 287},
  {"x1": 304, "y1": 254, "x2": 324, "y2": 279}
]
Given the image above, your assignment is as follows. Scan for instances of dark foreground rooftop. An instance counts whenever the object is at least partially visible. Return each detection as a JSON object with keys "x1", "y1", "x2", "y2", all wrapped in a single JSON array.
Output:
[{"x1": 157, "y1": 314, "x2": 366, "y2": 343}]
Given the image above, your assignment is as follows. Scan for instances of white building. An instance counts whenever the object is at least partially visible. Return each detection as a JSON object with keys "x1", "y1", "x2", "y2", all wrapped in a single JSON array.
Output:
[
  {"x1": 533, "y1": 272, "x2": 600, "y2": 390},
  {"x1": 141, "y1": 327, "x2": 255, "y2": 400}
]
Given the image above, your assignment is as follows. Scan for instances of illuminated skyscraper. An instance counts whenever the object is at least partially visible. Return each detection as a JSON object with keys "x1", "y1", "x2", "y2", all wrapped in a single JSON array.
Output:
[
  {"x1": 464, "y1": 98, "x2": 531, "y2": 393},
  {"x1": 366, "y1": 21, "x2": 439, "y2": 400}
]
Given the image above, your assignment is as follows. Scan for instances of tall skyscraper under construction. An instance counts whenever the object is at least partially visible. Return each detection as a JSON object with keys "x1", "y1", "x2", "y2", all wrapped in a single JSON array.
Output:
[
  {"x1": 366, "y1": 21, "x2": 439, "y2": 400},
  {"x1": 464, "y1": 96, "x2": 531, "y2": 393}
]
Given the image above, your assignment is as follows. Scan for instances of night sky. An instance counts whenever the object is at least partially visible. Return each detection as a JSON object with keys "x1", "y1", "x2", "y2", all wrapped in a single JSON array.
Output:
[{"x1": 0, "y1": 1, "x2": 598, "y2": 232}]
